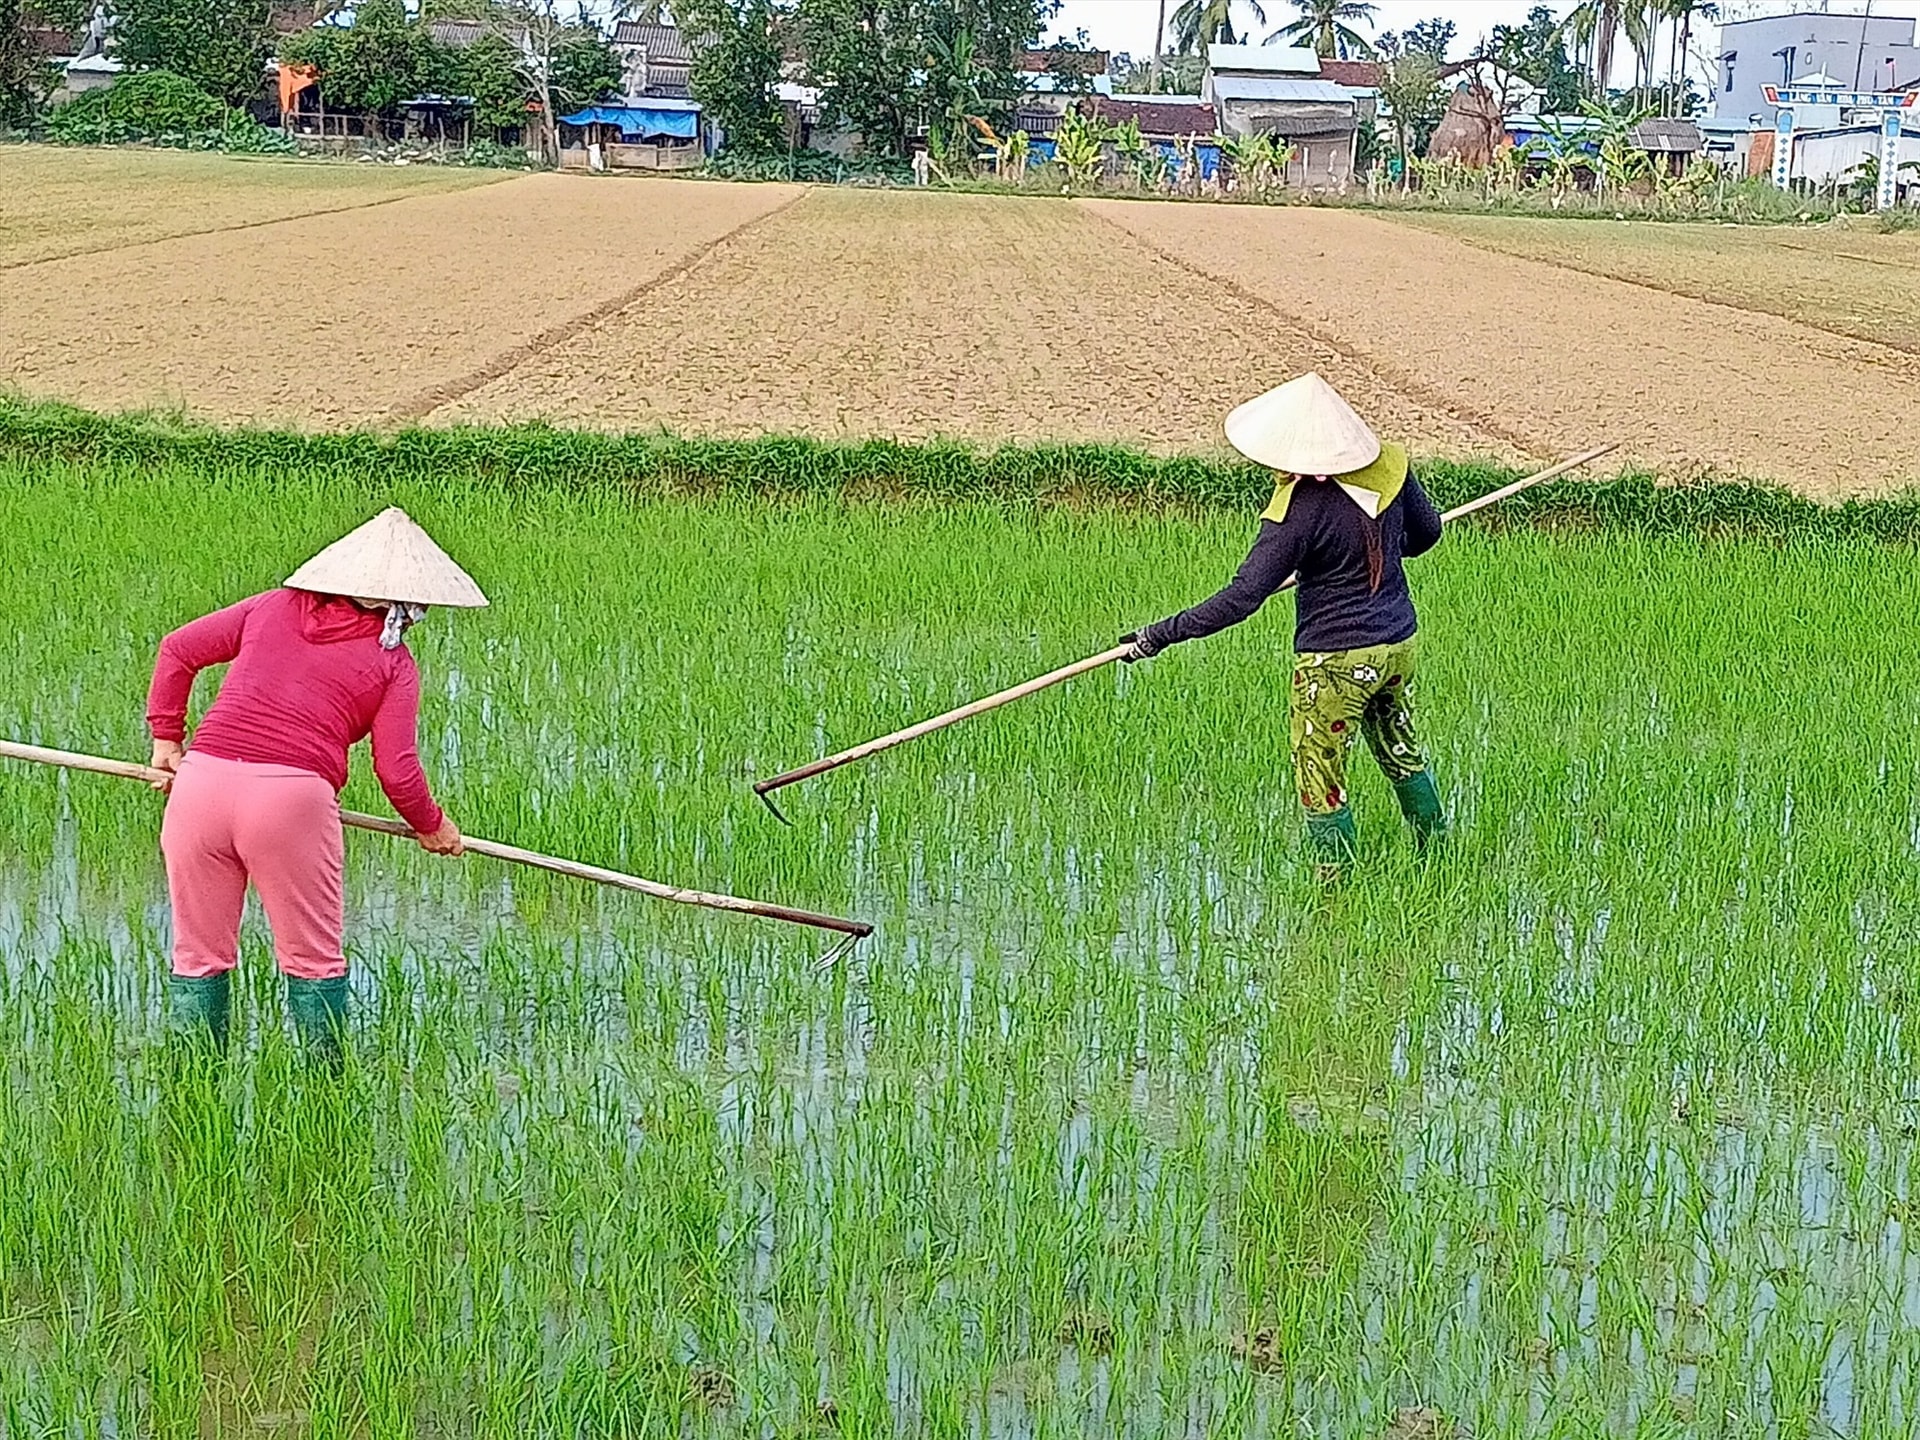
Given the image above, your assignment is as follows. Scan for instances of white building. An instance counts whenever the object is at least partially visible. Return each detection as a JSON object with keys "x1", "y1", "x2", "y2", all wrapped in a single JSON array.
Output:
[
  {"x1": 1714, "y1": 10, "x2": 1920, "y2": 122},
  {"x1": 1203, "y1": 44, "x2": 1358, "y2": 185}
]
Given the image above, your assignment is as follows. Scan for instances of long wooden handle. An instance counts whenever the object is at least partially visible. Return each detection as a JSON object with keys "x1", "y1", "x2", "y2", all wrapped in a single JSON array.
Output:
[
  {"x1": 753, "y1": 442, "x2": 1619, "y2": 800},
  {"x1": 0, "y1": 740, "x2": 872, "y2": 939},
  {"x1": 755, "y1": 644, "x2": 1132, "y2": 799}
]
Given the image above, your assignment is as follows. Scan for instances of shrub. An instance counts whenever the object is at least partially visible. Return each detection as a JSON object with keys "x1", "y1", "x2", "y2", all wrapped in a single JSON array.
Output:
[
  {"x1": 46, "y1": 71, "x2": 223, "y2": 145},
  {"x1": 46, "y1": 71, "x2": 293, "y2": 153}
]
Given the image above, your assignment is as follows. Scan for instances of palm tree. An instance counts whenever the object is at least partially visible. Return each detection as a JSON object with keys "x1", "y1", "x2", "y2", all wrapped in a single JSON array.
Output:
[
  {"x1": 1562, "y1": 0, "x2": 1624, "y2": 95},
  {"x1": 1266, "y1": 0, "x2": 1377, "y2": 59},
  {"x1": 1170, "y1": 0, "x2": 1265, "y2": 56},
  {"x1": 1663, "y1": 0, "x2": 1717, "y2": 114}
]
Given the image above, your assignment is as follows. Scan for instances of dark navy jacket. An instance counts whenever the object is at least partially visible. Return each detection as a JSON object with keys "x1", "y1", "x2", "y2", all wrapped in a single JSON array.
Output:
[{"x1": 1144, "y1": 473, "x2": 1442, "y2": 655}]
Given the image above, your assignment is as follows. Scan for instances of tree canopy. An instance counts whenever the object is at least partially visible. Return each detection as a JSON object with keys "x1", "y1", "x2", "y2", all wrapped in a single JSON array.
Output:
[
  {"x1": 798, "y1": 0, "x2": 1053, "y2": 157},
  {"x1": 1267, "y1": 0, "x2": 1376, "y2": 59},
  {"x1": 678, "y1": 0, "x2": 786, "y2": 153},
  {"x1": 110, "y1": 0, "x2": 276, "y2": 106}
]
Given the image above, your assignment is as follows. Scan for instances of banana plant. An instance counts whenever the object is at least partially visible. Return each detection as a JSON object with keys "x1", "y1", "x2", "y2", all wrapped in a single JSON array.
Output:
[
  {"x1": 1052, "y1": 107, "x2": 1109, "y2": 190},
  {"x1": 967, "y1": 116, "x2": 1032, "y2": 182},
  {"x1": 1220, "y1": 131, "x2": 1290, "y2": 195}
]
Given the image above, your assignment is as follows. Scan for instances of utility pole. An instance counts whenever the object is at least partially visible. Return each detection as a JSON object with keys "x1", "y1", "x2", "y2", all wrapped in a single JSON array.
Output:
[
  {"x1": 1852, "y1": 0, "x2": 1872, "y2": 91},
  {"x1": 1149, "y1": 0, "x2": 1167, "y2": 94}
]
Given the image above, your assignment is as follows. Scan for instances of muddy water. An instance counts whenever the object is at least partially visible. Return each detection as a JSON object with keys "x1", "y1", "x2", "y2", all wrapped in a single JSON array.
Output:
[{"x1": 7, "y1": 836, "x2": 1919, "y2": 1439}]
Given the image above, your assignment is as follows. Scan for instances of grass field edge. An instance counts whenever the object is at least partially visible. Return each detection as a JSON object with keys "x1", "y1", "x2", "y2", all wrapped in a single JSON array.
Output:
[{"x1": 4, "y1": 397, "x2": 1917, "y2": 542}]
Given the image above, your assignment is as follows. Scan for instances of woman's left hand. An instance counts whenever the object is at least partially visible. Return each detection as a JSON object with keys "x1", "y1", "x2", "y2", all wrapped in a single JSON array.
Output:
[{"x1": 149, "y1": 739, "x2": 183, "y2": 793}]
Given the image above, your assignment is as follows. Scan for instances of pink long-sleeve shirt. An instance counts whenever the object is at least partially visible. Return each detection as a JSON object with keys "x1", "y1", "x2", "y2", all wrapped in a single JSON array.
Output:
[{"x1": 146, "y1": 588, "x2": 445, "y2": 835}]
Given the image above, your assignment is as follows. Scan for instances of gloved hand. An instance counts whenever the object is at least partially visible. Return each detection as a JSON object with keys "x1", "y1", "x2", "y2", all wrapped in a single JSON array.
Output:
[{"x1": 1119, "y1": 629, "x2": 1162, "y2": 664}]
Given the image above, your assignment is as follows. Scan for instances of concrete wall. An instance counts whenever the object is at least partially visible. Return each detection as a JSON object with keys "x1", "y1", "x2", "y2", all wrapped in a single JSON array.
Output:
[
  {"x1": 1713, "y1": 13, "x2": 1919, "y2": 122},
  {"x1": 1791, "y1": 124, "x2": 1920, "y2": 193}
]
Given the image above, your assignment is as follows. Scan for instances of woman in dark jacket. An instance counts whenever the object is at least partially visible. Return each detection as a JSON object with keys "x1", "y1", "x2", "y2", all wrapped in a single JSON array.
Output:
[{"x1": 1123, "y1": 373, "x2": 1445, "y2": 867}]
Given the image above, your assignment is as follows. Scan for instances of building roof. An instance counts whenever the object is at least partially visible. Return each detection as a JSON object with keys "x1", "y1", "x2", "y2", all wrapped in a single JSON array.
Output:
[
  {"x1": 1211, "y1": 74, "x2": 1350, "y2": 105},
  {"x1": 612, "y1": 21, "x2": 693, "y2": 61},
  {"x1": 267, "y1": 2, "x2": 311, "y2": 36},
  {"x1": 1083, "y1": 97, "x2": 1219, "y2": 136},
  {"x1": 1629, "y1": 117, "x2": 1704, "y2": 153},
  {"x1": 1318, "y1": 59, "x2": 1382, "y2": 88},
  {"x1": 1018, "y1": 47, "x2": 1108, "y2": 76},
  {"x1": 428, "y1": 19, "x2": 527, "y2": 51},
  {"x1": 1252, "y1": 112, "x2": 1360, "y2": 138},
  {"x1": 25, "y1": 23, "x2": 78, "y2": 56},
  {"x1": 1206, "y1": 43, "x2": 1320, "y2": 76},
  {"x1": 1023, "y1": 71, "x2": 1114, "y2": 95}
]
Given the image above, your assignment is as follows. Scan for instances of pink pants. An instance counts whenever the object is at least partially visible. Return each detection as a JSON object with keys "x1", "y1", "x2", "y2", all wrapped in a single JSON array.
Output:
[{"x1": 160, "y1": 752, "x2": 346, "y2": 980}]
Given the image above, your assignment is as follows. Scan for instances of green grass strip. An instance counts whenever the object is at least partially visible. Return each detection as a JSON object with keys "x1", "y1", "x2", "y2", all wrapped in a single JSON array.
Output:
[{"x1": 3, "y1": 397, "x2": 1916, "y2": 542}]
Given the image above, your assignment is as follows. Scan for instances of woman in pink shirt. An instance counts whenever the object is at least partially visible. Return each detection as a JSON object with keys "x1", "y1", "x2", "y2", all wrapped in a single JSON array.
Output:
[{"x1": 146, "y1": 508, "x2": 487, "y2": 1062}]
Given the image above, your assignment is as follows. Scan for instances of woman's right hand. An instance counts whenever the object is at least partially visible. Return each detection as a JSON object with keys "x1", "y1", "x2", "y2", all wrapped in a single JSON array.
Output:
[
  {"x1": 418, "y1": 817, "x2": 464, "y2": 857},
  {"x1": 149, "y1": 739, "x2": 183, "y2": 793}
]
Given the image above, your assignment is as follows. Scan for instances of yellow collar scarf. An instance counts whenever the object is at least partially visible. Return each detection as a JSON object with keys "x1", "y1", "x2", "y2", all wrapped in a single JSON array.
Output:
[{"x1": 1260, "y1": 442, "x2": 1410, "y2": 524}]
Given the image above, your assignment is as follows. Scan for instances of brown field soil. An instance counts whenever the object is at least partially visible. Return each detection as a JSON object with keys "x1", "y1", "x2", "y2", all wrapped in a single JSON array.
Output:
[
  {"x1": 0, "y1": 170, "x2": 801, "y2": 428},
  {"x1": 1088, "y1": 200, "x2": 1920, "y2": 495},
  {"x1": 1393, "y1": 211, "x2": 1920, "y2": 356},
  {"x1": 3, "y1": 153, "x2": 1916, "y2": 494},
  {"x1": 0, "y1": 145, "x2": 503, "y2": 266},
  {"x1": 432, "y1": 187, "x2": 1512, "y2": 460}
]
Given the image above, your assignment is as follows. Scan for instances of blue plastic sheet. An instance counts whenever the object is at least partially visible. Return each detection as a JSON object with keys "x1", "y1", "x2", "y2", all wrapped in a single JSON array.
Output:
[{"x1": 560, "y1": 105, "x2": 700, "y2": 140}]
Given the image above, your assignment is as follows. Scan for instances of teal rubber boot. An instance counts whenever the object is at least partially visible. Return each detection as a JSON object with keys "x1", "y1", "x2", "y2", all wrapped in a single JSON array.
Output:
[
  {"x1": 168, "y1": 972, "x2": 231, "y2": 1053},
  {"x1": 1392, "y1": 770, "x2": 1448, "y2": 850},
  {"x1": 1304, "y1": 806, "x2": 1358, "y2": 878},
  {"x1": 285, "y1": 976, "x2": 349, "y2": 1070}
]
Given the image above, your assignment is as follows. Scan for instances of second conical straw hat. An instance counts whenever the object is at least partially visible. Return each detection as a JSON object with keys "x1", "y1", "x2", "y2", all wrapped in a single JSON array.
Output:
[
  {"x1": 1224, "y1": 372, "x2": 1381, "y2": 477},
  {"x1": 284, "y1": 508, "x2": 488, "y2": 608}
]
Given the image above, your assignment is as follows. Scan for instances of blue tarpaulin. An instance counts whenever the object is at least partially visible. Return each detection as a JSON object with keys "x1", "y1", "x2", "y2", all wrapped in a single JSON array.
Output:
[{"x1": 560, "y1": 104, "x2": 700, "y2": 140}]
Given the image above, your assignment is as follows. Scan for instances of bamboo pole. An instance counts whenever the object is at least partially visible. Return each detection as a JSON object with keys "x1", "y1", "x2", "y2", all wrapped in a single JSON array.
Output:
[
  {"x1": 753, "y1": 443, "x2": 1620, "y2": 817},
  {"x1": 0, "y1": 741, "x2": 872, "y2": 940}
]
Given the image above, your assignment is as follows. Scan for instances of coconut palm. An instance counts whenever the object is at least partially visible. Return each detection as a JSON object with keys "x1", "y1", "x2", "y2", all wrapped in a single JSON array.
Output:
[
  {"x1": 1563, "y1": 0, "x2": 1624, "y2": 94},
  {"x1": 1662, "y1": 0, "x2": 1717, "y2": 113},
  {"x1": 1623, "y1": 0, "x2": 1657, "y2": 92},
  {"x1": 1171, "y1": 0, "x2": 1265, "y2": 55},
  {"x1": 1266, "y1": 0, "x2": 1377, "y2": 59}
]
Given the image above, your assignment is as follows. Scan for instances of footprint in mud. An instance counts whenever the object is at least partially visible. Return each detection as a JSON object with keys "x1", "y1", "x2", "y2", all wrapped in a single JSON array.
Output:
[
  {"x1": 1383, "y1": 1406, "x2": 1464, "y2": 1440},
  {"x1": 1226, "y1": 1325, "x2": 1284, "y2": 1374}
]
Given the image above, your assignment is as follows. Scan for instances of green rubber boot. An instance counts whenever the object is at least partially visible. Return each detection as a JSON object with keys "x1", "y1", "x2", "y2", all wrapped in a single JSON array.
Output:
[
  {"x1": 285, "y1": 976, "x2": 349, "y2": 1070},
  {"x1": 1304, "y1": 806, "x2": 1358, "y2": 878},
  {"x1": 168, "y1": 972, "x2": 231, "y2": 1053},
  {"x1": 1392, "y1": 770, "x2": 1448, "y2": 850}
]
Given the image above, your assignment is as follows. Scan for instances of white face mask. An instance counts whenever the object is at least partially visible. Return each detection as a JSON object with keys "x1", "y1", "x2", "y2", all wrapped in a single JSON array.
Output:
[{"x1": 377, "y1": 603, "x2": 428, "y2": 650}]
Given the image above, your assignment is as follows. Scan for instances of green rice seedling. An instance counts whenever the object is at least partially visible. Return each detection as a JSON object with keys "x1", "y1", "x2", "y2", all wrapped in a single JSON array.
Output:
[{"x1": 0, "y1": 429, "x2": 1918, "y2": 1435}]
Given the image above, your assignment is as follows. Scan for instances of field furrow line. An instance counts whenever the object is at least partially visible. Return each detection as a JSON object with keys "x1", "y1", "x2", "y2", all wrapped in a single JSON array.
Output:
[
  {"x1": 1082, "y1": 206, "x2": 1547, "y2": 460},
  {"x1": 1420, "y1": 229, "x2": 1920, "y2": 367},
  {"x1": 0, "y1": 176, "x2": 514, "y2": 273},
  {"x1": 397, "y1": 187, "x2": 813, "y2": 423}
]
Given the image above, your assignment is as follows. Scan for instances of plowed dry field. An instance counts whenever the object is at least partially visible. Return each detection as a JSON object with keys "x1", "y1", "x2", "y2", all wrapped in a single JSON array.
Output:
[{"x1": 3, "y1": 150, "x2": 1916, "y2": 493}]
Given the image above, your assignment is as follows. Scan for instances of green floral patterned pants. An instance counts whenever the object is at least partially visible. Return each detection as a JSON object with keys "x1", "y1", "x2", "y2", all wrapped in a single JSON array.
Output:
[{"x1": 1289, "y1": 637, "x2": 1428, "y2": 816}]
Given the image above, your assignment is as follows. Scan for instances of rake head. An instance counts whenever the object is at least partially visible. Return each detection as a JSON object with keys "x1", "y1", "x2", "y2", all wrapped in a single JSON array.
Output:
[{"x1": 753, "y1": 781, "x2": 792, "y2": 826}]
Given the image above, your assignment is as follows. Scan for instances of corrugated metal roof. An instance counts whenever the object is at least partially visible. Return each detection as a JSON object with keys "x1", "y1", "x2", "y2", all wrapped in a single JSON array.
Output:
[
  {"x1": 1211, "y1": 75, "x2": 1351, "y2": 104},
  {"x1": 1630, "y1": 118, "x2": 1704, "y2": 152},
  {"x1": 1250, "y1": 113, "x2": 1358, "y2": 137},
  {"x1": 428, "y1": 19, "x2": 527, "y2": 51},
  {"x1": 1205, "y1": 43, "x2": 1320, "y2": 75},
  {"x1": 612, "y1": 22, "x2": 693, "y2": 62}
]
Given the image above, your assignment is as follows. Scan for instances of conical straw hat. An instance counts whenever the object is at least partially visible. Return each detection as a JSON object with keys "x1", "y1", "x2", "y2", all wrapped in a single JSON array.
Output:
[
  {"x1": 1224, "y1": 372, "x2": 1381, "y2": 477},
  {"x1": 284, "y1": 508, "x2": 488, "y2": 608}
]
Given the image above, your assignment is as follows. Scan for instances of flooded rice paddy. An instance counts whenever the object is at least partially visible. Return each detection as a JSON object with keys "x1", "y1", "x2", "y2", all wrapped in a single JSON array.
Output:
[{"x1": 3, "y1": 465, "x2": 1918, "y2": 1436}]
